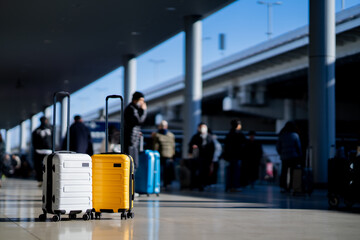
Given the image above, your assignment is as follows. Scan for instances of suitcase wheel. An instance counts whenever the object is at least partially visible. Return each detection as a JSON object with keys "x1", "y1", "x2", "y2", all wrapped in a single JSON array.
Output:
[
  {"x1": 95, "y1": 212, "x2": 101, "y2": 220},
  {"x1": 127, "y1": 212, "x2": 134, "y2": 219},
  {"x1": 39, "y1": 214, "x2": 46, "y2": 221},
  {"x1": 328, "y1": 194, "x2": 340, "y2": 208},
  {"x1": 52, "y1": 215, "x2": 60, "y2": 222},
  {"x1": 82, "y1": 214, "x2": 90, "y2": 221},
  {"x1": 121, "y1": 213, "x2": 127, "y2": 220}
]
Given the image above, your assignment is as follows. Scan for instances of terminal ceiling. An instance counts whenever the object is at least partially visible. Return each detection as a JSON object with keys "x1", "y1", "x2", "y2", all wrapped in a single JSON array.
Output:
[{"x1": 0, "y1": 0, "x2": 234, "y2": 129}]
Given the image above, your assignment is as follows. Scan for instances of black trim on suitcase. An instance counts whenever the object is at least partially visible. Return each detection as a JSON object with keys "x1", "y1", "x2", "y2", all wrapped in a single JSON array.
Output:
[{"x1": 45, "y1": 153, "x2": 55, "y2": 214}]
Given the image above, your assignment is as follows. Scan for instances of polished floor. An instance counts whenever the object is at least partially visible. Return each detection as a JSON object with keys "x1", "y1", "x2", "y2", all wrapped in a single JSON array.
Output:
[{"x1": 1, "y1": 178, "x2": 360, "y2": 240}]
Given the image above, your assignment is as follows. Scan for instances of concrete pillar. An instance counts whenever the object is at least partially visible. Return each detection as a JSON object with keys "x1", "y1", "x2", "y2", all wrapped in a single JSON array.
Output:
[
  {"x1": 30, "y1": 115, "x2": 38, "y2": 132},
  {"x1": 60, "y1": 97, "x2": 69, "y2": 145},
  {"x1": 6, "y1": 129, "x2": 11, "y2": 153},
  {"x1": 20, "y1": 121, "x2": 27, "y2": 152},
  {"x1": 183, "y1": 15, "x2": 203, "y2": 158},
  {"x1": 124, "y1": 55, "x2": 137, "y2": 106},
  {"x1": 308, "y1": 0, "x2": 336, "y2": 184}
]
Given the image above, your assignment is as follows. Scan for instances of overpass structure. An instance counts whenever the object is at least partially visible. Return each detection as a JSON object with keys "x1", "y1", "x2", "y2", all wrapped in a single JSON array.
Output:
[
  {"x1": 94, "y1": 5, "x2": 360, "y2": 134},
  {"x1": 85, "y1": 4, "x2": 359, "y2": 184}
]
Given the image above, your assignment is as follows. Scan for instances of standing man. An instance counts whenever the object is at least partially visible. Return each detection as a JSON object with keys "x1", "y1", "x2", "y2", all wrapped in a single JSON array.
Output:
[
  {"x1": 124, "y1": 91, "x2": 147, "y2": 169},
  {"x1": 32, "y1": 116, "x2": 52, "y2": 187},
  {"x1": 223, "y1": 119, "x2": 247, "y2": 192},
  {"x1": 0, "y1": 133, "x2": 7, "y2": 188},
  {"x1": 244, "y1": 130, "x2": 263, "y2": 188},
  {"x1": 276, "y1": 121, "x2": 302, "y2": 193},
  {"x1": 63, "y1": 115, "x2": 93, "y2": 155},
  {"x1": 152, "y1": 120, "x2": 175, "y2": 188},
  {"x1": 188, "y1": 122, "x2": 215, "y2": 191}
]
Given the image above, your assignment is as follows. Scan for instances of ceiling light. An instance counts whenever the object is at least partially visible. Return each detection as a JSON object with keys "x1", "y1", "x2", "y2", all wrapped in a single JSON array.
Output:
[
  {"x1": 131, "y1": 32, "x2": 141, "y2": 36},
  {"x1": 166, "y1": 7, "x2": 176, "y2": 11}
]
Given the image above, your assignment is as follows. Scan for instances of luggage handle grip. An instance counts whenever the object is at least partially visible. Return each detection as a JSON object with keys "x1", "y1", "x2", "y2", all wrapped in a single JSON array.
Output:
[
  {"x1": 53, "y1": 91, "x2": 70, "y2": 153},
  {"x1": 105, "y1": 95, "x2": 124, "y2": 153}
]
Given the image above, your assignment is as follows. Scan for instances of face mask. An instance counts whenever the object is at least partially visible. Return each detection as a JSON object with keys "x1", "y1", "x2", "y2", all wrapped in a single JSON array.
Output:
[
  {"x1": 200, "y1": 126, "x2": 208, "y2": 134},
  {"x1": 136, "y1": 102, "x2": 142, "y2": 108}
]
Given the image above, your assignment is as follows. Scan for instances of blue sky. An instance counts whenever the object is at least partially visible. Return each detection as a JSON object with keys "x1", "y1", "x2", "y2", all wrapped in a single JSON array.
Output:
[
  {"x1": 7, "y1": 0, "x2": 360, "y2": 148},
  {"x1": 69, "y1": 0, "x2": 360, "y2": 119}
]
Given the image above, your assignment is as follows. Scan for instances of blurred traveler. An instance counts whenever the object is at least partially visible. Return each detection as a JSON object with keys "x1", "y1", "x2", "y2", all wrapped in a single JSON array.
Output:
[
  {"x1": 188, "y1": 122, "x2": 215, "y2": 191},
  {"x1": 152, "y1": 120, "x2": 175, "y2": 188},
  {"x1": 244, "y1": 130, "x2": 263, "y2": 188},
  {"x1": 63, "y1": 115, "x2": 93, "y2": 155},
  {"x1": 124, "y1": 91, "x2": 147, "y2": 169},
  {"x1": 276, "y1": 121, "x2": 302, "y2": 193},
  {"x1": 32, "y1": 116, "x2": 52, "y2": 187},
  {"x1": 223, "y1": 119, "x2": 246, "y2": 192},
  {"x1": 0, "y1": 133, "x2": 6, "y2": 187}
]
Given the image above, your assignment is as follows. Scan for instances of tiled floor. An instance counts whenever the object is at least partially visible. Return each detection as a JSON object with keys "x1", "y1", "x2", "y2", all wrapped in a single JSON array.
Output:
[{"x1": 1, "y1": 178, "x2": 360, "y2": 240}]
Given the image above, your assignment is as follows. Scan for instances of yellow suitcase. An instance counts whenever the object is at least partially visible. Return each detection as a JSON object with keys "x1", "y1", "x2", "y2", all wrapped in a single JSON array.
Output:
[{"x1": 92, "y1": 95, "x2": 134, "y2": 220}]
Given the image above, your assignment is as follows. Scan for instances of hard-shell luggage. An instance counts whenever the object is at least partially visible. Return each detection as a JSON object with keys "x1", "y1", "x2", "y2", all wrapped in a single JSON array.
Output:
[
  {"x1": 39, "y1": 91, "x2": 92, "y2": 222},
  {"x1": 135, "y1": 150, "x2": 161, "y2": 196},
  {"x1": 91, "y1": 95, "x2": 134, "y2": 220}
]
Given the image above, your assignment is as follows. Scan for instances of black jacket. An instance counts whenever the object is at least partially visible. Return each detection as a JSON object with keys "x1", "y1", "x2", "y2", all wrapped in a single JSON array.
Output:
[
  {"x1": 32, "y1": 124, "x2": 52, "y2": 150},
  {"x1": 124, "y1": 102, "x2": 147, "y2": 151},
  {"x1": 223, "y1": 130, "x2": 246, "y2": 161},
  {"x1": 63, "y1": 122, "x2": 93, "y2": 155},
  {"x1": 188, "y1": 133, "x2": 215, "y2": 164}
]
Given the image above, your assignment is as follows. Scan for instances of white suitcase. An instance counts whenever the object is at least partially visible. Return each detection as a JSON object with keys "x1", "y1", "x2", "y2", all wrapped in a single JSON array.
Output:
[{"x1": 39, "y1": 91, "x2": 93, "y2": 222}]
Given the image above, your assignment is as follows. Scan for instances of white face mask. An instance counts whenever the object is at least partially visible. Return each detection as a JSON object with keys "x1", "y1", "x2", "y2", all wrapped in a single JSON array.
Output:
[
  {"x1": 136, "y1": 102, "x2": 142, "y2": 108},
  {"x1": 200, "y1": 126, "x2": 208, "y2": 134}
]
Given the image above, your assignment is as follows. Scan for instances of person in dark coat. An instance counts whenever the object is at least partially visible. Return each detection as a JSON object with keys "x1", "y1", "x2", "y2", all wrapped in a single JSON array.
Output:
[
  {"x1": 32, "y1": 116, "x2": 52, "y2": 187},
  {"x1": 244, "y1": 130, "x2": 263, "y2": 188},
  {"x1": 0, "y1": 133, "x2": 7, "y2": 188},
  {"x1": 276, "y1": 121, "x2": 302, "y2": 193},
  {"x1": 188, "y1": 122, "x2": 215, "y2": 191},
  {"x1": 124, "y1": 91, "x2": 147, "y2": 169},
  {"x1": 223, "y1": 119, "x2": 247, "y2": 192},
  {"x1": 63, "y1": 115, "x2": 93, "y2": 155}
]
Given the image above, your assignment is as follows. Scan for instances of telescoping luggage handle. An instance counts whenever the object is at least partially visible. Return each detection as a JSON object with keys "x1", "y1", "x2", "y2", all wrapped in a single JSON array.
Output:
[
  {"x1": 105, "y1": 95, "x2": 124, "y2": 153},
  {"x1": 52, "y1": 91, "x2": 70, "y2": 153}
]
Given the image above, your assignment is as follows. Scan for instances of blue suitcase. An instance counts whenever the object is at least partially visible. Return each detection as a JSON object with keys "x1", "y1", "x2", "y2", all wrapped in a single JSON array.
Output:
[{"x1": 135, "y1": 150, "x2": 160, "y2": 196}]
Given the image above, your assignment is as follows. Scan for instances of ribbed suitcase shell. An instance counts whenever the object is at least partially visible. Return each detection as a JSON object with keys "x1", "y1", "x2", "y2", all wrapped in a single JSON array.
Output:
[
  {"x1": 92, "y1": 153, "x2": 134, "y2": 213},
  {"x1": 42, "y1": 153, "x2": 92, "y2": 218},
  {"x1": 135, "y1": 150, "x2": 161, "y2": 195}
]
